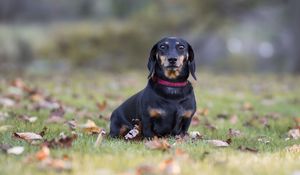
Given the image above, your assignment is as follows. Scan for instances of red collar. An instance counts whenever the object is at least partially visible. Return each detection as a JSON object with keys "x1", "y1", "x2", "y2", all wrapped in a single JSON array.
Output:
[{"x1": 152, "y1": 76, "x2": 188, "y2": 87}]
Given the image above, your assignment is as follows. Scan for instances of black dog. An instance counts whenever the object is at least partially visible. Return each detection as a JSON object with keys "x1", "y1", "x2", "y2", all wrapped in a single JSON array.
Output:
[{"x1": 110, "y1": 37, "x2": 197, "y2": 139}]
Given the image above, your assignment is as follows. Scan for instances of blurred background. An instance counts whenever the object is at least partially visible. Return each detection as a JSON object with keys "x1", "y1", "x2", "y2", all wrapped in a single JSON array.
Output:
[{"x1": 0, "y1": 0, "x2": 299, "y2": 75}]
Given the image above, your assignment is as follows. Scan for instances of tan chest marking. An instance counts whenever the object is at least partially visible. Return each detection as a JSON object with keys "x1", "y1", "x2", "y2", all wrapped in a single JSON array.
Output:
[
  {"x1": 182, "y1": 110, "x2": 194, "y2": 118},
  {"x1": 164, "y1": 69, "x2": 180, "y2": 79},
  {"x1": 148, "y1": 107, "x2": 166, "y2": 118}
]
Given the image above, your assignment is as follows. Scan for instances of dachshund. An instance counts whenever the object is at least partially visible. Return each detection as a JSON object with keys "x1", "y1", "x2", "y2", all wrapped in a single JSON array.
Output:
[{"x1": 109, "y1": 37, "x2": 197, "y2": 139}]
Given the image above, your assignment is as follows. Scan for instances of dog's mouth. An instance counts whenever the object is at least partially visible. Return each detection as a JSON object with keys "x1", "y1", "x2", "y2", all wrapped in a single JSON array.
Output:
[{"x1": 165, "y1": 65, "x2": 180, "y2": 70}]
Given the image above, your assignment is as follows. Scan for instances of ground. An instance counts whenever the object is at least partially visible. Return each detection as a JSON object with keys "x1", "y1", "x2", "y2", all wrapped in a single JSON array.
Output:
[{"x1": 0, "y1": 71, "x2": 300, "y2": 175}]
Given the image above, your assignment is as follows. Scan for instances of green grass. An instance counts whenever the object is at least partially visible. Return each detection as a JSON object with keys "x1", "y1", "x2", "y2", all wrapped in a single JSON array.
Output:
[{"x1": 0, "y1": 71, "x2": 300, "y2": 175}]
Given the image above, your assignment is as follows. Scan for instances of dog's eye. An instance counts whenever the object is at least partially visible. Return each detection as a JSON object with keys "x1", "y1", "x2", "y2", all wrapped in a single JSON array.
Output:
[
  {"x1": 178, "y1": 45, "x2": 185, "y2": 50},
  {"x1": 160, "y1": 45, "x2": 167, "y2": 50}
]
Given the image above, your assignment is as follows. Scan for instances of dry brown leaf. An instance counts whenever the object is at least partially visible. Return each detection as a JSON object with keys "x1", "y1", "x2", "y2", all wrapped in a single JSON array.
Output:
[
  {"x1": 135, "y1": 164, "x2": 156, "y2": 175},
  {"x1": 65, "y1": 119, "x2": 77, "y2": 130},
  {"x1": 207, "y1": 140, "x2": 229, "y2": 147},
  {"x1": 10, "y1": 78, "x2": 26, "y2": 89},
  {"x1": 0, "y1": 97, "x2": 16, "y2": 107},
  {"x1": 80, "y1": 119, "x2": 102, "y2": 134},
  {"x1": 47, "y1": 107, "x2": 65, "y2": 123},
  {"x1": 189, "y1": 131, "x2": 203, "y2": 140},
  {"x1": 159, "y1": 158, "x2": 181, "y2": 175},
  {"x1": 14, "y1": 132, "x2": 43, "y2": 141},
  {"x1": 204, "y1": 121, "x2": 217, "y2": 131},
  {"x1": 35, "y1": 145, "x2": 50, "y2": 161},
  {"x1": 174, "y1": 148, "x2": 189, "y2": 160},
  {"x1": 228, "y1": 128, "x2": 242, "y2": 138},
  {"x1": 18, "y1": 115, "x2": 37, "y2": 123},
  {"x1": 33, "y1": 145, "x2": 72, "y2": 171},
  {"x1": 145, "y1": 137, "x2": 171, "y2": 151},
  {"x1": 217, "y1": 113, "x2": 229, "y2": 119},
  {"x1": 96, "y1": 100, "x2": 107, "y2": 112},
  {"x1": 44, "y1": 132, "x2": 77, "y2": 148},
  {"x1": 134, "y1": 157, "x2": 181, "y2": 175},
  {"x1": 196, "y1": 108, "x2": 209, "y2": 116},
  {"x1": 237, "y1": 146, "x2": 258, "y2": 153},
  {"x1": 286, "y1": 144, "x2": 300, "y2": 153},
  {"x1": 242, "y1": 102, "x2": 254, "y2": 111},
  {"x1": 229, "y1": 115, "x2": 238, "y2": 124},
  {"x1": 39, "y1": 158, "x2": 72, "y2": 172},
  {"x1": 191, "y1": 117, "x2": 200, "y2": 126}
]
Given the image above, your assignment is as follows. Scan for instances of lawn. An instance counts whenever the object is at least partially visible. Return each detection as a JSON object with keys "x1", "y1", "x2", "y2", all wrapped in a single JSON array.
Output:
[{"x1": 0, "y1": 71, "x2": 300, "y2": 175}]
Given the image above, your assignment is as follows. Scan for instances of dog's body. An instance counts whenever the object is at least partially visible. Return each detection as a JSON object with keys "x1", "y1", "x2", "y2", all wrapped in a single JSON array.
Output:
[{"x1": 110, "y1": 37, "x2": 197, "y2": 138}]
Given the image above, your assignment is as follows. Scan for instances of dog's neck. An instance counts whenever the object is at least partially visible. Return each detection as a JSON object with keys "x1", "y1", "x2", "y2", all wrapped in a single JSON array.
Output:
[
  {"x1": 152, "y1": 76, "x2": 188, "y2": 87},
  {"x1": 149, "y1": 76, "x2": 192, "y2": 99}
]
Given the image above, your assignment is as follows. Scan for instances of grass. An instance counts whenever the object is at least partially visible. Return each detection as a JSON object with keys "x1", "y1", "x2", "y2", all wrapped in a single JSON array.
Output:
[{"x1": 0, "y1": 71, "x2": 300, "y2": 175}]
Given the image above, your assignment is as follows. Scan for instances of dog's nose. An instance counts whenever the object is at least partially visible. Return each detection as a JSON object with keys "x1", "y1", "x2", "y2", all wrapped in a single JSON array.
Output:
[{"x1": 168, "y1": 57, "x2": 177, "y2": 64}]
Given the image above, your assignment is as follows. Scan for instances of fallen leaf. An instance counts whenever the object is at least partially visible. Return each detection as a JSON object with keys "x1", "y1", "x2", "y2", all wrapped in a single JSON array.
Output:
[
  {"x1": 80, "y1": 119, "x2": 102, "y2": 134},
  {"x1": 174, "y1": 134, "x2": 190, "y2": 144},
  {"x1": 189, "y1": 131, "x2": 203, "y2": 140},
  {"x1": 191, "y1": 117, "x2": 200, "y2": 126},
  {"x1": 145, "y1": 137, "x2": 171, "y2": 151},
  {"x1": 217, "y1": 113, "x2": 229, "y2": 119},
  {"x1": 174, "y1": 148, "x2": 189, "y2": 160},
  {"x1": 96, "y1": 100, "x2": 107, "y2": 112},
  {"x1": 94, "y1": 130, "x2": 106, "y2": 147},
  {"x1": 242, "y1": 102, "x2": 254, "y2": 111},
  {"x1": 14, "y1": 132, "x2": 43, "y2": 142},
  {"x1": 47, "y1": 107, "x2": 65, "y2": 123},
  {"x1": 286, "y1": 144, "x2": 300, "y2": 153},
  {"x1": 196, "y1": 108, "x2": 209, "y2": 116},
  {"x1": 44, "y1": 132, "x2": 77, "y2": 148},
  {"x1": 65, "y1": 119, "x2": 77, "y2": 130},
  {"x1": 7, "y1": 146, "x2": 24, "y2": 155},
  {"x1": 229, "y1": 115, "x2": 238, "y2": 124},
  {"x1": 0, "y1": 97, "x2": 16, "y2": 107},
  {"x1": 33, "y1": 145, "x2": 72, "y2": 171},
  {"x1": 287, "y1": 128, "x2": 300, "y2": 140},
  {"x1": 10, "y1": 78, "x2": 26, "y2": 89},
  {"x1": 38, "y1": 158, "x2": 72, "y2": 172},
  {"x1": 35, "y1": 145, "x2": 50, "y2": 161},
  {"x1": 18, "y1": 115, "x2": 37, "y2": 123},
  {"x1": 204, "y1": 121, "x2": 217, "y2": 131},
  {"x1": 136, "y1": 164, "x2": 156, "y2": 175},
  {"x1": 228, "y1": 128, "x2": 242, "y2": 138},
  {"x1": 35, "y1": 100, "x2": 60, "y2": 110},
  {"x1": 159, "y1": 158, "x2": 181, "y2": 175},
  {"x1": 207, "y1": 140, "x2": 229, "y2": 147},
  {"x1": 238, "y1": 146, "x2": 258, "y2": 153}
]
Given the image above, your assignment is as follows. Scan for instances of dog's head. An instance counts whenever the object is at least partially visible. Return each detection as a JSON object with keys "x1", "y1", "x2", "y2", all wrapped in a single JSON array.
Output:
[{"x1": 147, "y1": 37, "x2": 196, "y2": 81}]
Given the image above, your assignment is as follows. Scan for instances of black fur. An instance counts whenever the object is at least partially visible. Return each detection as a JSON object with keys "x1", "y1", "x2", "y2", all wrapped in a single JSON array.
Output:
[{"x1": 110, "y1": 37, "x2": 197, "y2": 139}]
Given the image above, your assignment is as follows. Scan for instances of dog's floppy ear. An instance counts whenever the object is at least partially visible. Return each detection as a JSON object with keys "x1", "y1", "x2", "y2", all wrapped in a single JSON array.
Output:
[
  {"x1": 147, "y1": 43, "x2": 157, "y2": 79},
  {"x1": 187, "y1": 43, "x2": 197, "y2": 80}
]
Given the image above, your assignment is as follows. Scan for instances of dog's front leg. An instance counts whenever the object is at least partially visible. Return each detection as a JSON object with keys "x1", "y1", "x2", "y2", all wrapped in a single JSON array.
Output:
[
  {"x1": 179, "y1": 118, "x2": 192, "y2": 135},
  {"x1": 171, "y1": 115, "x2": 183, "y2": 136},
  {"x1": 142, "y1": 116, "x2": 154, "y2": 139}
]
